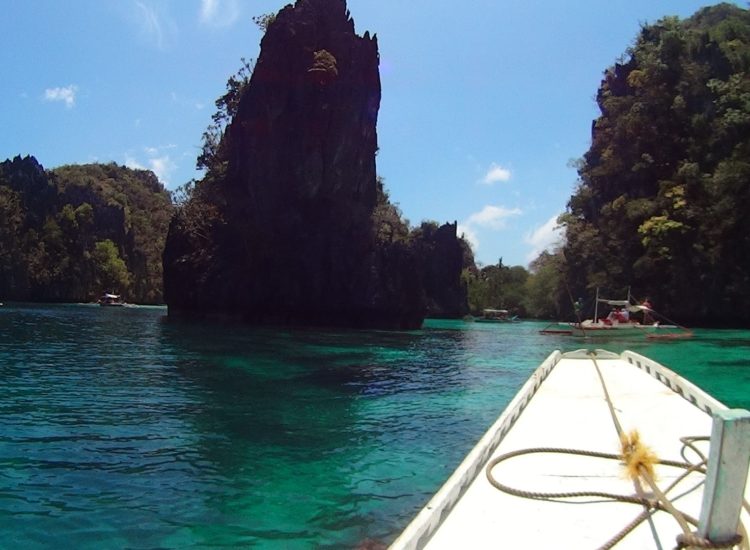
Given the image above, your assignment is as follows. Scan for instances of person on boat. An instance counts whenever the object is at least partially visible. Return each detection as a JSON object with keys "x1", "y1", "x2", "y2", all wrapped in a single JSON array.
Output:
[
  {"x1": 641, "y1": 298, "x2": 654, "y2": 324},
  {"x1": 605, "y1": 309, "x2": 616, "y2": 324},
  {"x1": 573, "y1": 298, "x2": 584, "y2": 321}
]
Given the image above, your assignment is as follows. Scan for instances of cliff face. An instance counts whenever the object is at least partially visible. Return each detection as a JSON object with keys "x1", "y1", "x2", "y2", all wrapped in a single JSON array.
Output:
[
  {"x1": 226, "y1": 0, "x2": 380, "y2": 219},
  {"x1": 417, "y1": 222, "x2": 470, "y2": 318},
  {"x1": 163, "y1": 0, "x2": 466, "y2": 328}
]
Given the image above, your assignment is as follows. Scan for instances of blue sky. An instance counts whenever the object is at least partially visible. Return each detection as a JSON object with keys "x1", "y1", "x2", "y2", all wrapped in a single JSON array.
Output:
[{"x1": 0, "y1": 0, "x2": 740, "y2": 267}]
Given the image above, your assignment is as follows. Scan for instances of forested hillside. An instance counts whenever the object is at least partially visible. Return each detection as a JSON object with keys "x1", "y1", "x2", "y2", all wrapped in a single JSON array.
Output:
[
  {"x1": 0, "y1": 156, "x2": 172, "y2": 304},
  {"x1": 559, "y1": 3, "x2": 750, "y2": 326}
]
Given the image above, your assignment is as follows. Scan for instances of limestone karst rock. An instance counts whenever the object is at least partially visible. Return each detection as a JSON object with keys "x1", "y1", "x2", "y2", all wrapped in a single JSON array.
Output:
[{"x1": 163, "y1": 0, "x2": 467, "y2": 328}]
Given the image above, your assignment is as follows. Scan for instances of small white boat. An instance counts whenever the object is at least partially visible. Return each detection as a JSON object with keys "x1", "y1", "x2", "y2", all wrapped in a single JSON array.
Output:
[
  {"x1": 390, "y1": 349, "x2": 750, "y2": 549},
  {"x1": 98, "y1": 293, "x2": 125, "y2": 306}
]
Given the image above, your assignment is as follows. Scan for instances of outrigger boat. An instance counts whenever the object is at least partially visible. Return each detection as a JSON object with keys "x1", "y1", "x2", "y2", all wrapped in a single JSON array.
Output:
[
  {"x1": 541, "y1": 289, "x2": 692, "y2": 340},
  {"x1": 390, "y1": 349, "x2": 750, "y2": 549}
]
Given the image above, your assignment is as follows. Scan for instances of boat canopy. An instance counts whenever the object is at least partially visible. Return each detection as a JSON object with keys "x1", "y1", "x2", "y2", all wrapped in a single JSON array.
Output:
[
  {"x1": 483, "y1": 308, "x2": 509, "y2": 314},
  {"x1": 102, "y1": 293, "x2": 121, "y2": 299},
  {"x1": 597, "y1": 297, "x2": 649, "y2": 313},
  {"x1": 596, "y1": 298, "x2": 630, "y2": 306}
]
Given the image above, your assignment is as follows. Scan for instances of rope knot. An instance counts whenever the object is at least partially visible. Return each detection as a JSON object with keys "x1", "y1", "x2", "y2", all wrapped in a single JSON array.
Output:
[
  {"x1": 620, "y1": 429, "x2": 659, "y2": 481},
  {"x1": 675, "y1": 531, "x2": 743, "y2": 549}
]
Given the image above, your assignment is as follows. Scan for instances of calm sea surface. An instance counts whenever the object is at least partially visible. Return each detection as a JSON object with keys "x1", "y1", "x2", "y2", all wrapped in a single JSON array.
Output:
[{"x1": 1, "y1": 303, "x2": 748, "y2": 549}]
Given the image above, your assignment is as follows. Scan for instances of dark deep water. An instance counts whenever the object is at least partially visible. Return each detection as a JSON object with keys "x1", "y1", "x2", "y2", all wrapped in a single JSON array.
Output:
[{"x1": 0, "y1": 303, "x2": 748, "y2": 548}]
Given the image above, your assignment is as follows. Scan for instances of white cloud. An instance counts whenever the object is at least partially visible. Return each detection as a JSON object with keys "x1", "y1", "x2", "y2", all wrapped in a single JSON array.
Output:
[
  {"x1": 148, "y1": 155, "x2": 177, "y2": 184},
  {"x1": 199, "y1": 0, "x2": 240, "y2": 27},
  {"x1": 480, "y1": 162, "x2": 511, "y2": 185},
  {"x1": 457, "y1": 223, "x2": 479, "y2": 252},
  {"x1": 134, "y1": 1, "x2": 177, "y2": 49},
  {"x1": 124, "y1": 155, "x2": 146, "y2": 171},
  {"x1": 524, "y1": 213, "x2": 564, "y2": 262},
  {"x1": 44, "y1": 85, "x2": 78, "y2": 108},
  {"x1": 124, "y1": 147, "x2": 177, "y2": 184},
  {"x1": 466, "y1": 205, "x2": 522, "y2": 230},
  {"x1": 458, "y1": 205, "x2": 522, "y2": 255}
]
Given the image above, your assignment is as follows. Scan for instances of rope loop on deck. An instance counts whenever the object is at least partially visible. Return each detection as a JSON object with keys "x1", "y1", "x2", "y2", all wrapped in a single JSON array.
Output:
[
  {"x1": 483, "y1": 440, "x2": 744, "y2": 549},
  {"x1": 484, "y1": 352, "x2": 745, "y2": 550},
  {"x1": 485, "y1": 446, "x2": 693, "y2": 507}
]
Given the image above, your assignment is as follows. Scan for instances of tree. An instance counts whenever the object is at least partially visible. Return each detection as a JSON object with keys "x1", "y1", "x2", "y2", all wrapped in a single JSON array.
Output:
[
  {"x1": 252, "y1": 13, "x2": 276, "y2": 32},
  {"x1": 371, "y1": 177, "x2": 408, "y2": 244},
  {"x1": 524, "y1": 250, "x2": 565, "y2": 319},
  {"x1": 0, "y1": 186, "x2": 25, "y2": 295},
  {"x1": 92, "y1": 240, "x2": 130, "y2": 293},
  {"x1": 464, "y1": 259, "x2": 529, "y2": 316},
  {"x1": 197, "y1": 58, "x2": 254, "y2": 172}
]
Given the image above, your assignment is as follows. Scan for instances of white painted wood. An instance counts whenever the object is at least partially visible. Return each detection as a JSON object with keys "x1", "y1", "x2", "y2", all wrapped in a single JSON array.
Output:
[
  {"x1": 389, "y1": 350, "x2": 562, "y2": 550},
  {"x1": 390, "y1": 349, "x2": 750, "y2": 550},
  {"x1": 698, "y1": 409, "x2": 750, "y2": 543}
]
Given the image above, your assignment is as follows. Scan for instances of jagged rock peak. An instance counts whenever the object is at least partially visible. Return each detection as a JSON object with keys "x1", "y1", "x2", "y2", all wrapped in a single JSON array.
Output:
[
  {"x1": 225, "y1": 0, "x2": 382, "y2": 215},
  {"x1": 274, "y1": 0, "x2": 354, "y2": 35},
  {"x1": 162, "y1": 0, "x2": 467, "y2": 328}
]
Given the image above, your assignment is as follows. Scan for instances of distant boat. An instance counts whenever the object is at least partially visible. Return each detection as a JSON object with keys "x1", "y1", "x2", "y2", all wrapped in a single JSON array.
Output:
[
  {"x1": 98, "y1": 293, "x2": 125, "y2": 307},
  {"x1": 541, "y1": 288, "x2": 692, "y2": 340},
  {"x1": 390, "y1": 349, "x2": 750, "y2": 549},
  {"x1": 474, "y1": 308, "x2": 518, "y2": 323}
]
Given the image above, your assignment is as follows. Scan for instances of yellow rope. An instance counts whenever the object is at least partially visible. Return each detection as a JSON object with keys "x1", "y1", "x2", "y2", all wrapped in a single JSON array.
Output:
[{"x1": 620, "y1": 430, "x2": 659, "y2": 481}]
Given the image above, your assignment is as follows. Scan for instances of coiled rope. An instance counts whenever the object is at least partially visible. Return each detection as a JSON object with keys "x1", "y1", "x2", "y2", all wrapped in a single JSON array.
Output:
[{"x1": 485, "y1": 351, "x2": 746, "y2": 549}]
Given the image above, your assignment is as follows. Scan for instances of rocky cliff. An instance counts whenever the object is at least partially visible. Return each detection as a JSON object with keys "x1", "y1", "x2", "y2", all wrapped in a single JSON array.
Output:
[{"x1": 163, "y1": 0, "x2": 467, "y2": 328}]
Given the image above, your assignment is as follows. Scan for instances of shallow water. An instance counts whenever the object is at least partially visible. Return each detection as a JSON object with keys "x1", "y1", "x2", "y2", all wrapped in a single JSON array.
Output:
[{"x1": 0, "y1": 304, "x2": 747, "y2": 548}]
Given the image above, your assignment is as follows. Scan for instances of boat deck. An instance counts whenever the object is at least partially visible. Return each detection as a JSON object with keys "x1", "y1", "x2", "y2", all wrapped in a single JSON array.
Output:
[{"x1": 391, "y1": 350, "x2": 750, "y2": 549}]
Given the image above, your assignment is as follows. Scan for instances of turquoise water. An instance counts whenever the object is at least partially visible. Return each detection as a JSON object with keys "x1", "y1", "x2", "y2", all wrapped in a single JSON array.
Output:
[{"x1": 0, "y1": 303, "x2": 748, "y2": 548}]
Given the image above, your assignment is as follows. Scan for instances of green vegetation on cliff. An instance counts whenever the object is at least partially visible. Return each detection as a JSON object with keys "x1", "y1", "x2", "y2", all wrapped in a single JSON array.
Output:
[
  {"x1": 459, "y1": 4, "x2": 750, "y2": 326},
  {"x1": 0, "y1": 156, "x2": 172, "y2": 303},
  {"x1": 556, "y1": 3, "x2": 750, "y2": 326}
]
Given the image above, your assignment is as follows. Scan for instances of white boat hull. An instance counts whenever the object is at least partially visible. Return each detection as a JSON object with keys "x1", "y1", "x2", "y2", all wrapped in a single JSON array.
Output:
[
  {"x1": 390, "y1": 350, "x2": 749, "y2": 549},
  {"x1": 542, "y1": 321, "x2": 688, "y2": 339}
]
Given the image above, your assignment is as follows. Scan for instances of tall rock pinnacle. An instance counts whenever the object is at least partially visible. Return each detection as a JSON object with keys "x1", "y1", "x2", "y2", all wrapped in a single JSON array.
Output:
[{"x1": 163, "y1": 0, "x2": 466, "y2": 328}]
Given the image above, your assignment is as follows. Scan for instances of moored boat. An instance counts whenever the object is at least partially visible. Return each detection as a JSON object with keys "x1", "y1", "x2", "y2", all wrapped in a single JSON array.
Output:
[
  {"x1": 541, "y1": 288, "x2": 692, "y2": 339},
  {"x1": 98, "y1": 293, "x2": 125, "y2": 306},
  {"x1": 390, "y1": 349, "x2": 750, "y2": 549}
]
